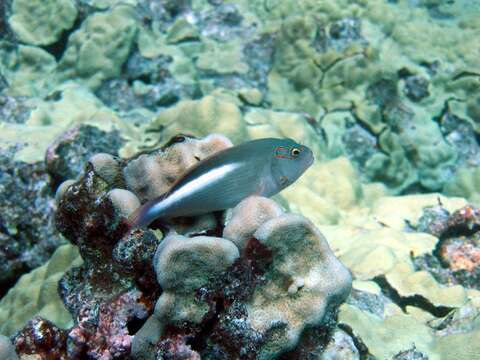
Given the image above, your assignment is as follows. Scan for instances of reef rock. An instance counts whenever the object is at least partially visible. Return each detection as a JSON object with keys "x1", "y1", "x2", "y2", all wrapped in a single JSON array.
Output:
[
  {"x1": 45, "y1": 124, "x2": 124, "y2": 187},
  {"x1": 5, "y1": 133, "x2": 352, "y2": 359},
  {"x1": 132, "y1": 197, "x2": 352, "y2": 359},
  {"x1": 0, "y1": 146, "x2": 62, "y2": 298}
]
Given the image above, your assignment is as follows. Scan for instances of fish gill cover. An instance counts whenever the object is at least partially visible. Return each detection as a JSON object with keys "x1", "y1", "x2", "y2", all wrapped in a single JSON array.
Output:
[{"x1": 0, "y1": 0, "x2": 479, "y2": 359}]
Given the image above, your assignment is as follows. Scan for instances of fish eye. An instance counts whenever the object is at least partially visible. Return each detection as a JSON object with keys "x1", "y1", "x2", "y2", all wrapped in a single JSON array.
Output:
[{"x1": 291, "y1": 147, "x2": 301, "y2": 157}]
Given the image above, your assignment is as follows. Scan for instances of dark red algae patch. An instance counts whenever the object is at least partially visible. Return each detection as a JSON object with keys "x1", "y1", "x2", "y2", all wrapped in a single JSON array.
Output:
[
  {"x1": 156, "y1": 238, "x2": 274, "y2": 359},
  {"x1": 197, "y1": 237, "x2": 273, "y2": 306},
  {"x1": 13, "y1": 317, "x2": 68, "y2": 360}
]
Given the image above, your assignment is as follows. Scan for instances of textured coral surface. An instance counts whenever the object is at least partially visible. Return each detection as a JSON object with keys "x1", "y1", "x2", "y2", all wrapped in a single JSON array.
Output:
[{"x1": 1, "y1": 0, "x2": 480, "y2": 359}]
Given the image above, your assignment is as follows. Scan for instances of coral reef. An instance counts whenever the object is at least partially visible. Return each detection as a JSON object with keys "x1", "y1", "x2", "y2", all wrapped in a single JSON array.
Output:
[
  {"x1": 2, "y1": 134, "x2": 351, "y2": 359},
  {"x1": 132, "y1": 211, "x2": 351, "y2": 360},
  {"x1": 1, "y1": 0, "x2": 480, "y2": 358}
]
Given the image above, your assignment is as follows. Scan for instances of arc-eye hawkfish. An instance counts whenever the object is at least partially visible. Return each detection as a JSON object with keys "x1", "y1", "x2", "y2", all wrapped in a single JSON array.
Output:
[{"x1": 128, "y1": 138, "x2": 314, "y2": 229}]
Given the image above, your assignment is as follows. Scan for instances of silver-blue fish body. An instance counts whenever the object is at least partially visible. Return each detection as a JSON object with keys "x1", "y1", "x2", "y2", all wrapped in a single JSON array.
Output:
[{"x1": 129, "y1": 138, "x2": 313, "y2": 228}]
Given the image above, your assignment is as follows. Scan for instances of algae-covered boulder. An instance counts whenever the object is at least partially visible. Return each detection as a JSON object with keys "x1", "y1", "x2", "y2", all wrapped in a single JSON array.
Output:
[{"x1": 8, "y1": 0, "x2": 78, "y2": 46}]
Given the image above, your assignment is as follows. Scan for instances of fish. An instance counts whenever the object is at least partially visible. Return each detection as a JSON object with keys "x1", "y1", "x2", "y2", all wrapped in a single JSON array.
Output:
[{"x1": 128, "y1": 138, "x2": 314, "y2": 229}]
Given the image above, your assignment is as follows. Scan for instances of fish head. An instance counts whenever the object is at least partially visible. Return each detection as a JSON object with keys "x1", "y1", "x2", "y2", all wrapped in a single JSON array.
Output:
[{"x1": 271, "y1": 139, "x2": 314, "y2": 188}]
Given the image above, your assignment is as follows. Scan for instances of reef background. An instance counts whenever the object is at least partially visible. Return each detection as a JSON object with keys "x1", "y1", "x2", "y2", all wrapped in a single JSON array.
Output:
[{"x1": 1, "y1": 0, "x2": 480, "y2": 359}]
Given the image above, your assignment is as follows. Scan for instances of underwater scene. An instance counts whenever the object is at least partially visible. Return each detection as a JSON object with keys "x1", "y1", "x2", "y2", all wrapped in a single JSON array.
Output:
[{"x1": 0, "y1": 0, "x2": 480, "y2": 359}]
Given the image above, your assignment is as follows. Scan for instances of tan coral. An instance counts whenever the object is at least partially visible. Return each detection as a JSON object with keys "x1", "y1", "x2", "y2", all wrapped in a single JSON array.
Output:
[
  {"x1": 123, "y1": 134, "x2": 233, "y2": 202},
  {"x1": 249, "y1": 213, "x2": 352, "y2": 359},
  {"x1": 107, "y1": 189, "x2": 141, "y2": 218},
  {"x1": 131, "y1": 233, "x2": 240, "y2": 359},
  {"x1": 55, "y1": 179, "x2": 76, "y2": 204},
  {"x1": 223, "y1": 195, "x2": 284, "y2": 250},
  {"x1": 88, "y1": 153, "x2": 122, "y2": 186}
]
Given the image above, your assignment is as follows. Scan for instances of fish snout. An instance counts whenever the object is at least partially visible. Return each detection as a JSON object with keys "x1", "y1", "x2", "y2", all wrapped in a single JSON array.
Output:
[{"x1": 304, "y1": 149, "x2": 314, "y2": 168}]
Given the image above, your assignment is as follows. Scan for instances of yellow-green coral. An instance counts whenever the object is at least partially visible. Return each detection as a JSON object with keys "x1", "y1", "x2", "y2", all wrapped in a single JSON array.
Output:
[
  {"x1": 281, "y1": 157, "x2": 368, "y2": 226},
  {"x1": 244, "y1": 108, "x2": 324, "y2": 160},
  {"x1": 57, "y1": 5, "x2": 138, "y2": 89},
  {"x1": 0, "y1": 245, "x2": 82, "y2": 337},
  {"x1": 339, "y1": 302, "x2": 437, "y2": 359},
  {"x1": 145, "y1": 95, "x2": 248, "y2": 145},
  {"x1": 315, "y1": 189, "x2": 479, "y2": 359},
  {"x1": 444, "y1": 166, "x2": 480, "y2": 206},
  {"x1": 8, "y1": 0, "x2": 78, "y2": 46},
  {"x1": 0, "y1": 45, "x2": 57, "y2": 97},
  {"x1": 0, "y1": 84, "x2": 139, "y2": 163},
  {"x1": 339, "y1": 290, "x2": 480, "y2": 360}
]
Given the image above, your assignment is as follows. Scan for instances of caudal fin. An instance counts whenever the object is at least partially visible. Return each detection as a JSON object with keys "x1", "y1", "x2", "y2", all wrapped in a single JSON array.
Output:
[{"x1": 126, "y1": 204, "x2": 149, "y2": 229}]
